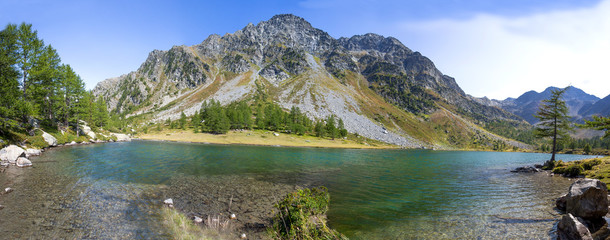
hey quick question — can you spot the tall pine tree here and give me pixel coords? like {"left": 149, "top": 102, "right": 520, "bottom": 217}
{"left": 534, "top": 87, "right": 572, "bottom": 166}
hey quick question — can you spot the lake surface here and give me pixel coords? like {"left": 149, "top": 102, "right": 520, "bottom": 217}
{"left": 0, "top": 140, "right": 595, "bottom": 239}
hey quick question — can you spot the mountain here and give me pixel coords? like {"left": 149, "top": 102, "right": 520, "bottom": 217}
{"left": 93, "top": 14, "right": 526, "bottom": 149}
{"left": 581, "top": 94, "right": 610, "bottom": 118}
{"left": 492, "top": 86, "right": 600, "bottom": 124}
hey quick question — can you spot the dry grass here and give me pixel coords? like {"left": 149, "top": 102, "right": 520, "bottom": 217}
{"left": 162, "top": 207, "right": 225, "bottom": 240}
{"left": 138, "top": 129, "right": 396, "bottom": 149}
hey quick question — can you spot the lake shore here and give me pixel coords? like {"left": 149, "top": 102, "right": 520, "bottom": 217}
{"left": 137, "top": 129, "right": 398, "bottom": 149}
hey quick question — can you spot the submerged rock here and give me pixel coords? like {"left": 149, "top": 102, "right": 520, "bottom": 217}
{"left": 0, "top": 145, "right": 26, "bottom": 164}
{"left": 16, "top": 157, "right": 32, "bottom": 168}
{"left": 557, "top": 213, "right": 593, "bottom": 240}
{"left": 42, "top": 132, "right": 58, "bottom": 146}
{"left": 511, "top": 166, "right": 541, "bottom": 173}
{"left": 566, "top": 179, "right": 608, "bottom": 219}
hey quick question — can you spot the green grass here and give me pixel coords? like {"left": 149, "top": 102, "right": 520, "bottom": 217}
{"left": 552, "top": 157, "right": 610, "bottom": 185}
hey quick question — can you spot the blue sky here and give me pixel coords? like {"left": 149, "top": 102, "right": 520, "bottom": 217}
{"left": 1, "top": 0, "right": 608, "bottom": 99}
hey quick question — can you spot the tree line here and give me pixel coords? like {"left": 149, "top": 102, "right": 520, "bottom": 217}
{"left": 163, "top": 99, "right": 348, "bottom": 139}
{"left": 1, "top": 23, "right": 111, "bottom": 138}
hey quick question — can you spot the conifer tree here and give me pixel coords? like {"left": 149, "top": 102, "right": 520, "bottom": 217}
{"left": 0, "top": 24, "right": 22, "bottom": 134}
{"left": 581, "top": 116, "right": 610, "bottom": 139}
{"left": 534, "top": 87, "right": 572, "bottom": 166}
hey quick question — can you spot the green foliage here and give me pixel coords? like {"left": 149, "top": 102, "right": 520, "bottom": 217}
{"left": 269, "top": 187, "right": 346, "bottom": 240}
{"left": 581, "top": 116, "right": 610, "bottom": 139}
{"left": 534, "top": 87, "right": 572, "bottom": 161}
{"left": 179, "top": 111, "right": 187, "bottom": 130}
{"left": 552, "top": 158, "right": 602, "bottom": 177}
{"left": 200, "top": 99, "right": 230, "bottom": 134}
{"left": 584, "top": 143, "right": 592, "bottom": 155}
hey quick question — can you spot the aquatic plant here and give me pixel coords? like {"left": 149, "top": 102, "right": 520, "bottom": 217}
{"left": 268, "top": 186, "right": 347, "bottom": 240}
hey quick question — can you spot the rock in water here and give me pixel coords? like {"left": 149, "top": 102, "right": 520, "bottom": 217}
{"left": 557, "top": 213, "right": 593, "bottom": 240}
{"left": 511, "top": 166, "right": 541, "bottom": 173}
{"left": 42, "top": 131, "right": 58, "bottom": 146}
{"left": 16, "top": 157, "right": 32, "bottom": 168}
{"left": 25, "top": 148, "right": 42, "bottom": 157}
{"left": 556, "top": 194, "right": 568, "bottom": 211}
{"left": 0, "top": 145, "right": 26, "bottom": 164}
{"left": 566, "top": 179, "right": 609, "bottom": 219}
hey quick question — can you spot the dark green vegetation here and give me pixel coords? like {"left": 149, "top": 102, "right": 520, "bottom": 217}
{"left": 534, "top": 87, "right": 572, "bottom": 165}
{"left": 269, "top": 187, "right": 346, "bottom": 240}
{"left": 158, "top": 99, "right": 348, "bottom": 140}
{"left": 0, "top": 23, "right": 123, "bottom": 147}
{"left": 582, "top": 116, "right": 610, "bottom": 138}
{"left": 551, "top": 157, "right": 610, "bottom": 185}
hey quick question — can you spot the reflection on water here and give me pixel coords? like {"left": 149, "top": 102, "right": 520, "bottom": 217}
{"left": 0, "top": 141, "right": 592, "bottom": 239}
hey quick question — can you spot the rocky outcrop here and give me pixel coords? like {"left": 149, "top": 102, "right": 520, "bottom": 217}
{"left": 557, "top": 213, "right": 593, "bottom": 240}
{"left": 511, "top": 166, "right": 541, "bottom": 173}
{"left": 111, "top": 133, "right": 131, "bottom": 142}
{"left": 16, "top": 157, "right": 32, "bottom": 168}
{"left": 0, "top": 145, "right": 26, "bottom": 165}
{"left": 556, "top": 179, "right": 610, "bottom": 240}
{"left": 565, "top": 179, "right": 608, "bottom": 219}
{"left": 42, "top": 132, "right": 58, "bottom": 146}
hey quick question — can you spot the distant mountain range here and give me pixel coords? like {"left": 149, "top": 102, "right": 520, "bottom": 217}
{"left": 477, "top": 86, "right": 609, "bottom": 124}
{"left": 93, "top": 14, "right": 531, "bottom": 149}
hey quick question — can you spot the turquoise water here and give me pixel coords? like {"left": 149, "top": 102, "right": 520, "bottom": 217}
{"left": 0, "top": 140, "right": 595, "bottom": 239}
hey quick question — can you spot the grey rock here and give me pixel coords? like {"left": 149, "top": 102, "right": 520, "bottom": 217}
{"left": 164, "top": 198, "right": 173, "bottom": 205}
{"left": 566, "top": 179, "right": 609, "bottom": 219}
{"left": 0, "top": 145, "right": 26, "bottom": 164}
{"left": 111, "top": 133, "right": 131, "bottom": 142}
{"left": 557, "top": 213, "right": 593, "bottom": 240}
{"left": 193, "top": 216, "right": 203, "bottom": 223}
{"left": 25, "top": 148, "right": 42, "bottom": 157}
{"left": 16, "top": 157, "right": 32, "bottom": 168}
{"left": 557, "top": 194, "right": 568, "bottom": 211}
{"left": 42, "top": 132, "right": 58, "bottom": 146}
{"left": 511, "top": 166, "right": 541, "bottom": 173}
{"left": 5, "top": 187, "right": 13, "bottom": 193}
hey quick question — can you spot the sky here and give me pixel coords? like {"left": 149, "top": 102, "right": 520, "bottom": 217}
{"left": 1, "top": 0, "right": 609, "bottom": 100}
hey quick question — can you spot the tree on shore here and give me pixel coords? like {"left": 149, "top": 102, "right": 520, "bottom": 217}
{"left": 534, "top": 87, "right": 572, "bottom": 168}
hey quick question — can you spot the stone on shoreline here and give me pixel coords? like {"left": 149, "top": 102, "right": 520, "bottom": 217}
{"left": 164, "top": 198, "right": 173, "bottom": 208}
{"left": 112, "top": 133, "right": 131, "bottom": 142}
{"left": 556, "top": 194, "right": 568, "bottom": 211}
{"left": 25, "top": 148, "right": 42, "bottom": 157}
{"left": 511, "top": 166, "right": 541, "bottom": 173}
{"left": 566, "top": 179, "right": 608, "bottom": 219}
{"left": 557, "top": 213, "right": 593, "bottom": 240}
{"left": 16, "top": 157, "right": 32, "bottom": 168}
{"left": 0, "top": 145, "right": 26, "bottom": 164}
{"left": 42, "top": 131, "right": 58, "bottom": 146}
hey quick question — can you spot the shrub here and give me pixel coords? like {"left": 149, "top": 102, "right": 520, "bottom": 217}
{"left": 268, "top": 187, "right": 346, "bottom": 240}
{"left": 565, "top": 165, "right": 584, "bottom": 177}
{"left": 583, "top": 159, "right": 602, "bottom": 171}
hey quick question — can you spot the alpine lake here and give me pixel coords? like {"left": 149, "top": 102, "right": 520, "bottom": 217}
{"left": 0, "top": 140, "right": 595, "bottom": 239}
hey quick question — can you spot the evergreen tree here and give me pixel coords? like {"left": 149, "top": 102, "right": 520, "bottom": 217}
{"left": 581, "top": 116, "right": 610, "bottom": 139}
{"left": 0, "top": 24, "right": 22, "bottom": 134}
{"left": 584, "top": 143, "right": 592, "bottom": 155}
{"left": 179, "top": 111, "right": 187, "bottom": 130}
{"left": 534, "top": 87, "right": 572, "bottom": 166}
{"left": 16, "top": 23, "right": 44, "bottom": 101}
{"left": 191, "top": 110, "right": 201, "bottom": 132}
{"left": 94, "top": 97, "right": 109, "bottom": 128}
{"left": 325, "top": 115, "right": 337, "bottom": 139}
{"left": 337, "top": 118, "right": 347, "bottom": 138}
{"left": 314, "top": 120, "right": 325, "bottom": 137}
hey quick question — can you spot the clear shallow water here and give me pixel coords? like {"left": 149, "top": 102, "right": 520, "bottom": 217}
{"left": 0, "top": 140, "right": 594, "bottom": 239}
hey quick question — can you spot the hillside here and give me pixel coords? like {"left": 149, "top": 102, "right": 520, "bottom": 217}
{"left": 93, "top": 14, "right": 527, "bottom": 149}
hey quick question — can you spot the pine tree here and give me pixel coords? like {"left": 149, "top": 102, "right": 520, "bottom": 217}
{"left": 179, "top": 111, "right": 187, "bottom": 130}
{"left": 325, "top": 115, "right": 337, "bottom": 139}
{"left": 94, "top": 97, "right": 109, "bottom": 128}
{"left": 534, "top": 87, "right": 572, "bottom": 167}
{"left": 583, "top": 143, "right": 592, "bottom": 155}
{"left": 581, "top": 116, "right": 610, "bottom": 139}
{"left": 0, "top": 24, "right": 22, "bottom": 134}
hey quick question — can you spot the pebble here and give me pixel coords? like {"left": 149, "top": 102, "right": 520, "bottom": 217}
{"left": 193, "top": 216, "right": 203, "bottom": 223}
{"left": 230, "top": 213, "right": 236, "bottom": 219}
{"left": 240, "top": 233, "right": 247, "bottom": 239}
{"left": 5, "top": 187, "right": 13, "bottom": 194}
{"left": 164, "top": 198, "right": 173, "bottom": 205}
{"left": 0, "top": 204, "right": 4, "bottom": 210}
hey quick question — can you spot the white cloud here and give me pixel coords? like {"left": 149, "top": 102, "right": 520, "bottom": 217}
{"left": 395, "top": 0, "right": 610, "bottom": 99}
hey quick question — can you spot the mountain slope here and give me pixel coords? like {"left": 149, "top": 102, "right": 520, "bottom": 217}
{"left": 494, "top": 86, "right": 600, "bottom": 124}
{"left": 93, "top": 14, "right": 526, "bottom": 149}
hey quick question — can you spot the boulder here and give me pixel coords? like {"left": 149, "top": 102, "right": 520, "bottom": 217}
{"left": 111, "top": 133, "right": 131, "bottom": 142}
{"left": 556, "top": 194, "right": 568, "bottom": 211}
{"left": 0, "top": 145, "right": 26, "bottom": 164}
{"left": 16, "top": 157, "right": 32, "bottom": 167}
{"left": 164, "top": 198, "right": 173, "bottom": 205}
{"left": 25, "top": 148, "right": 42, "bottom": 157}
{"left": 566, "top": 179, "right": 609, "bottom": 219}
{"left": 557, "top": 213, "right": 593, "bottom": 240}
{"left": 87, "top": 131, "right": 96, "bottom": 139}
{"left": 511, "top": 166, "right": 541, "bottom": 173}
{"left": 42, "top": 132, "right": 58, "bottom": 146}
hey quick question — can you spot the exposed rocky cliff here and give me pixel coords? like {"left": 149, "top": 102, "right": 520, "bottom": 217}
{"left": 93, "top": 14, "right": 525, "bottom": 149}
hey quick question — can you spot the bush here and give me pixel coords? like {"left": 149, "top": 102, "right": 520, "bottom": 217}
{"left": 583, "top": 159, "right": 602, "bottom": 171}
{"left": 566, "top": 165, "right": 584, "bottom": 177}
{"left": 268, "top": 187, "right": 346, "bottom": 240}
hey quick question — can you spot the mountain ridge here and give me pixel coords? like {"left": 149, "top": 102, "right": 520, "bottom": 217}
{"left": 93, "top": 14, "right": 527, "bottom": 149}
